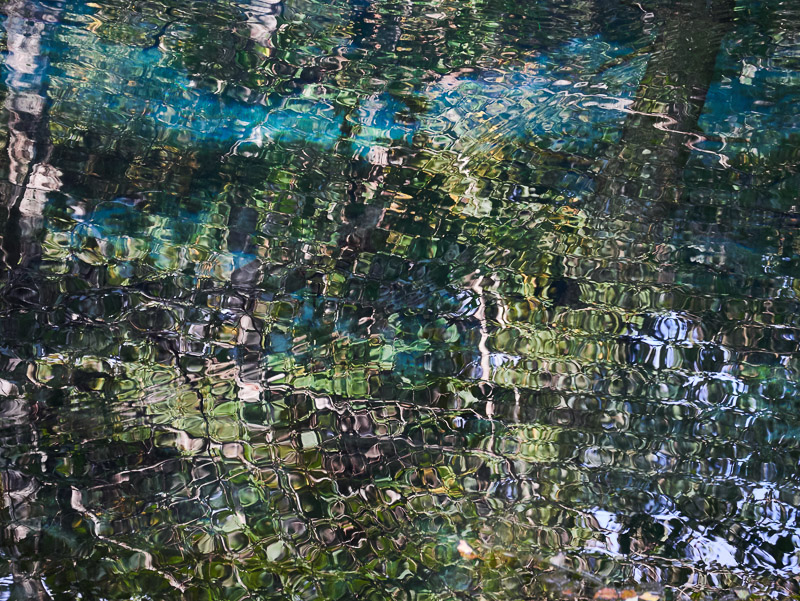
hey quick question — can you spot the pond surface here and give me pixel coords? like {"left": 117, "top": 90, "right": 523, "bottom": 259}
{"left": 0, "top": 0, "right": 800, "bottom": 599}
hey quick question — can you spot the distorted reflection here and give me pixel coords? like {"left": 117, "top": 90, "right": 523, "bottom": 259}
{"left": 0, "top": 0, "right": 799, "bottom": 599}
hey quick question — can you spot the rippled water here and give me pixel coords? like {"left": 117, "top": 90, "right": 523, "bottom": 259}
{"left": 0, "top": 0, "right": 799, "bottom": 599}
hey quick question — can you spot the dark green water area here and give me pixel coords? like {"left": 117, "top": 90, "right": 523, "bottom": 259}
{"left": 0, "top": 0, "right": 800, "bottom": 599}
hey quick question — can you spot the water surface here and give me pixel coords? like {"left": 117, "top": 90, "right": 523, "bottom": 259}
{"left": 1, "top": 0, "right": 800, "bottom": 599}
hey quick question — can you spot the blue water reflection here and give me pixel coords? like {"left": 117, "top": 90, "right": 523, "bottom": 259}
{"left": 0, "top": 0, "right": 800, "bottom": 599}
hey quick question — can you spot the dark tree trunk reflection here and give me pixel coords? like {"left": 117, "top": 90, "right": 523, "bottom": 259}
{"left": 0, "top": 1, "right": 61, "bottom": 598}
{"left": 594, "top": 0, "right": 736, "bottom": 215}
{"left": 0, "top": 0, "right": 62, "bottom": 275}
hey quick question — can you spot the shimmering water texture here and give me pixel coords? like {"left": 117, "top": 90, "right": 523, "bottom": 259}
{"left": 1, "top": 0, "right": 800, "bottom": 599}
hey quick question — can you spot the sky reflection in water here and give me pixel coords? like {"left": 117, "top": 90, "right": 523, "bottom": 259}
{"left": 1, "top": 0, "right": 800, "bottom": 599}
